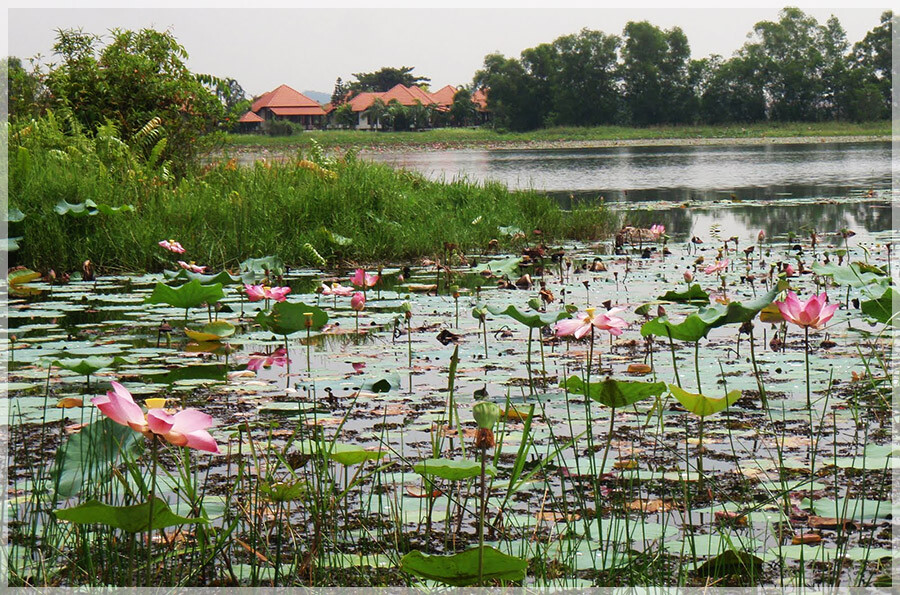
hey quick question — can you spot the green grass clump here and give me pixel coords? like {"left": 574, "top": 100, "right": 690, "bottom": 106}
{"left": 224, "top": 120, "right": 891, "bottom": 151}
{"left": 10, "top": 117, "right": 616, "bottom": 273}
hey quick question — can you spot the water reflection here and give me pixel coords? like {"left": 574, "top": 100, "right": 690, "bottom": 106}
{"left": 368, "top": 141, "right": 892, "bottom": 195}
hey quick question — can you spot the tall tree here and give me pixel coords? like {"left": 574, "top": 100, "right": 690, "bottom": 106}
{"left": 550, "top": 29, "right": 621, "bottom": 126}
{"left": 349, "top": 66, "right": 430, "bottom": 93}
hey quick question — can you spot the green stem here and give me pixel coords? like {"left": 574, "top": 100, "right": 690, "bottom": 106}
{"left": 666, "top": 330, "right": 681, "bottom": 388}
{"left": 478, "top": 444, "right": 487, "bottom": 586}
{"left": 805, "top": 326, "right": 814, "bottom": 501}
{"left": 749, "top": 326, "right": 768, "bottom": 408}
{"left": 146, "top": 436, "right": 159, "bottom": 586}
{"left": 694, "top": 340, "right": 701, "bottom": 393}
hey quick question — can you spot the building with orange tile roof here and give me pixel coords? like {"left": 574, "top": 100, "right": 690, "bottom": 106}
{"left": 327, "top": 84, "right": 489, "bottom": 130}
{"left": 239, "top": 84, "right": 327, "bottom": 131}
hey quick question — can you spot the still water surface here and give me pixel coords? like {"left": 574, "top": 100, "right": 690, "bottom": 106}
{"left": 368, "top": 141, "right": 895, "bottom": 242}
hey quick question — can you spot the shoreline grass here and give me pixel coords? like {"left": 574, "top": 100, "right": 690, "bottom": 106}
{"left": 10, "top": 121, "right": 616, "bottom": 273}
{"left": 221, "top": 120, "right": 892, "bottom": 152}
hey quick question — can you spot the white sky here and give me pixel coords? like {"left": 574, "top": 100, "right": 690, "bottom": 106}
{"left": 6, "top": 3, "right": 891, "bottom": 98}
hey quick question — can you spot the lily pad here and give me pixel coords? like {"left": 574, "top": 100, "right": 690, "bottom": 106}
{"left": 255, "top": 301, "right": 328, "bottom": 335}
{"left": 560, "top": 376, "right": 666, "bottom": 408}
{"left": 414, "top": 458, "right": 496, "bottom": 481}
{"left": 400, "top": 546, "right": 527, "bottom": 586}
{"left": 144, "top": 279, "right": 224, "bottom": 311}
{"left": 54, "top": 498, "right": 207, "bottom": 532}
{"left": 487, "top": 304, "right": 571, "bottom": 328}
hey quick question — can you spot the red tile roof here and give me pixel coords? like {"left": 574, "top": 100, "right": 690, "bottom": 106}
{"left": 472, "top": 88, "right": 489, "bottom": 111}
{"left": 251, "top": 84, "right": 322, "bottom": 112}
{"left": 239, "top": 110, "right": 264, "bottom": 123}
{"left": 269, "top": 106, "right": 327, "bottom": 116}
{"left": 348, "top": 92, "right": 379, "bottom": 112}
{"left": 429, "top": 85, "right": 457, "bottom": 106}
{"left": 407, "top": 85, "right": 436, "bottom": 105}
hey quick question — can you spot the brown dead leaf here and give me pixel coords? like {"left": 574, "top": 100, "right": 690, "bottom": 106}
{"left": 235, "top": 538, "right": 269, "bottom": 563}
{"left": 808, "top": 516, "right": 856, "bottom": 532}
{"left": 626, "top": 363, "right": 652, "bottom": 376}
{"left": 406, "top": 485, "right": 443, "bottom": 499}
{"left": 628, "top": 498, "right": 674, "bottom": 513}
{"left": 792, "top": 533, "right": 823, "bottom": 545}
{"left": 56, "top": 397, "right": 84, "bottom": 409}
{"left": 536, "top": 511, "right": 581, "bottom": 523}
{"left": 714, "top": 510, "right": 748, "bottom": 526}
{"left": 64, "top": 423, "right": 89, "bottom": 434}
{"left": 614, "top": 460, "right": 639, "bottom": 470}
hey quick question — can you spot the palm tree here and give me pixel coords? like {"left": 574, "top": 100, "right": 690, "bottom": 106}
{"left": 363, "top": 98, "right": 388, "bottom": 130}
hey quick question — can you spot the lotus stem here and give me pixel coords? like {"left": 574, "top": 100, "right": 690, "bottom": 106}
{"left": 694, "top": 341, "right": 701, "bottom": 393}
{"left": 478, "top": 442, "right": 487, "bottom": 586}
{"left": 805, "top": 326, "right": 814, "bottom": 501}
{"left": 666, "top": 329, "right": 681, "bottom": 388}
{"left": 146, "top": 435, "right": 159, "bottom": 586}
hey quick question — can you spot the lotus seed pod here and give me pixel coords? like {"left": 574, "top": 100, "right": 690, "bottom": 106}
{"left": 472, "top": 401, "right": 500, "bottom": 430}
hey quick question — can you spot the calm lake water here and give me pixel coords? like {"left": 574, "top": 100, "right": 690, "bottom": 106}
{"left": 368, "top": 141, "right": 895, "bottom": 243}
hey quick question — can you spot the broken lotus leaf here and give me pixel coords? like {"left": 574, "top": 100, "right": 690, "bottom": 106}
{"left": 413, "top": 458, "right": 496, "bottom": 481}
{"left": 184, "top": 320, "right": 236, "bottom": 343}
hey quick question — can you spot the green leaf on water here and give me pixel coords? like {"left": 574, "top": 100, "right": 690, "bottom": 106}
{"left": 54, "top": 497, "right": 207, "bottom": 532}
{"left": 50, "top": 418, "right": 141, "bottom": 498}
{"left": 255, "top": 301, "right": 328, "bottom": 335}
{"left": 360, "top": 372, "right": 402, "bottom": 393}
{"left": 6, "top": 206, "right": 25, "bottom": 222}
{"left": 487, "top": 304, "right": 571, "bottom": 328}
{"left": 54, "top": 199, "right": 134, "bottom": 217}
{"left": 414, "top": 458, "right": 496, "bottom": 481}
{"left": 802, "top": 497, "right": 892, "bottom": 521}
{"left": 695, "top": 550, "right": 764, "bottom": 578}
{"left": 52, "top": 355, "right": 135, "bottom": 376}
{"left": 185, "top": 320, "right": 236, "bottom": 342}
{"left": 860, "top": 285, "right": 898, "bottom": 327}
{"left": 260, "top": 479, "right": 309, "bottom": 502}
{"left": 144, "top": 279, "right": 224, "bottom": 310}
{"left": 240, "top": 255, "right": 285, "bottom": 283}
{"left": 163, "top": 269, "right": 241, "bottom": 286}
{"left": 560, "top": 376, "right": 666, "bottom": 408}
{"left": 9, "top": 268, "right": 41, "bottom": 286}
{"left": 400, "top": 546, "right": 527, "bottom": 586}
{"left": 658, "top": 284, "right": 709, "bottom": 304}
{"left": 475, "top": 256, "right": 522, "bottom": 278}
{"left": 299, "top": 440, "right": 387, "bottom": 466}
{"left": 669, "top": 385, "right": 741, "bottom": 417}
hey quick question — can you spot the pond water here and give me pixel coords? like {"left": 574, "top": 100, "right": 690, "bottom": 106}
{"left": 6, "top": 140, "right": 896, "bottom": 587}
{"left": 368, "top": 141, "right": 896, "bottom": 243}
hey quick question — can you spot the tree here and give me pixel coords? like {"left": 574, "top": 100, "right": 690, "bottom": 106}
{"left": 407, "top": 100, "right": 433, "bottom": 130}
{"left": 349, "top": 66, "right": 430, "bottom": 93}
{"left": 699, "top": 54, "right": 766, "bottom": 123}
{"left": 621, "top": 21, "right": 696, "bottom": 125}
{"left": 474, "top": 53, "right": 541, "bottom": 131}
{"left": 363, "top": 97, "right": 388, "bottom": 130}
{"left": 847, "top": 10, "right": 893, "bottom": 120}
{"left": 5, "top": 56, "right": 44, "bottom": 121}
{"left": 549, "top": 29, "right": 621, "bottom": 126}
{"left": 331, "top": 77, "right": 349, "bottom": 105}
{"left": 334, "top": 103, "right": 357, "bottom": 128}
{"left": 386, "top": 99, "right": 409, "bottom": 131}
{"left": 449, "top": 88, "right": 476, "bottom": 126}
{"left": 43, "top": 27, "right": 225, "bottom": 172}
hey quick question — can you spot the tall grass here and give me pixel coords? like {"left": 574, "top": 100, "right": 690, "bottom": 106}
{"left": 9, "top": 116, "right": 616, "bottom": 273}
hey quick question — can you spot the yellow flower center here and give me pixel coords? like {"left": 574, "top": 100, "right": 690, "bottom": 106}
{"left": 585, "top": 308, "right": 596, "bottom": 318}
{"left": 145, "top": 398, "right": 167, "bottom": 409}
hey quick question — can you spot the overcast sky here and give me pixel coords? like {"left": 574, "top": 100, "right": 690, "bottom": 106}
{"left": 7, "top": 6, "right": 890, "bottom": 98}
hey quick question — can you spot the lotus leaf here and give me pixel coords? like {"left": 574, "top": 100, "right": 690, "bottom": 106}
{"left": 54, "top": 497, "right": 207, "bottom": 532}
{"left": 669, "top": 385, "right": 741, "bottom": 417}
{"left": 487, "top": 304, "right": 571, "bottom": 328}
{"left": 860, "top": 285, "right": 898, "bottom": 327}
{"left": 414, "top": 458, "right": 496, "bottom": 481}
{"left": 255, "top": 301, "right": 328, "bottom": 336}
{"left": 50, "top": 418, "right": 141, "bottom": 498}
{"left": 164, "top": 269, "right": 241, "bottom": 286}
{"left": 658, "top": 284, "right": 710, "bottom": 304}
{"left": 52, "top": 355, "right": 135, "bottom": 376}
{"left": 560, "top": 376, "right": 666, "bottom": 408}
{"left": 400, "top": 546, "right": 527, "bottom": 586}
{"left": 54, "top": 199, "right": 135, "bottom": 217}
{"left": 185, "top": 321, "right": 236, "bottom": 342}
{"left": 144, "top": 279, "right": 224, "bottom": 310}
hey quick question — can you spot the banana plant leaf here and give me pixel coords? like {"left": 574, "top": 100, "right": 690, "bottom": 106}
{"left": 487, "top": 305, "right": 571, "bottom": 328}
{"left": 560, "top": 376, "right": 666, "bottom": 408}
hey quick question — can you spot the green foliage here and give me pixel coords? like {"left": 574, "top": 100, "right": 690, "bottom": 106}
{"left": 487, "top": 304, "right": 571, "bottom": 328}
{"left": 50, "top": 418, "right": 141, "bottom": 498}
{"left": 560, "top": 376, "right": 667, "bottom": 408}
{"left": 348, "top": 65, "right": 430, "bottom": 93}
{"left": 144, "top": 280, "right": 225, "bottom": 310}
{"left": 54, "top": 498, "right": 208, "bottom": 532}
{"left": 669, "top": 385, "right": 741, "bottom": 417}
{"left": 400, "top": 546, "right": 527, "bottom": 586}
{"left": 255, "top": 301, "right": 328, "bottom": 336}
{"left": 11, "top": 122, "right": 615, "bottom": 272}
{"left": 54, "top": 199, "right": 135, "bottom": 216}
{"left": 414, "top": 458, "right": 496, "bottom": 481}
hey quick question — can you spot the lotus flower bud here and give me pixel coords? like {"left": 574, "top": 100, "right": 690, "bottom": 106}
{"left": 683, "top": 270, "right": 694, "bottom": 283}
{"left": 472, "top": 401, "right": 500, "bottom": 430}
{"left": 758, "top": 230, "right": 766, "bottom": 243}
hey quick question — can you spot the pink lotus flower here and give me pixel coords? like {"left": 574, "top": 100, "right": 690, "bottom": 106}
{"left": 177, "top": 261, "right": 207, "bottom": 273}
{"left": 246, "top": 348, "right": 290, "bottom": 371}
{"left": 555, "top": 307, "right": 628, "bottom": 339}
{"left": 783, "top": 263, "right": 796, "bottom": 277}
{"left": 351, "top": 291, "right": 366, "bottom": 311}
{"left": 147, "top": 409, "right": 219, "bottom": 453}
{"left": 350, "top": 269, "right": 379, "bottom": 289}
{"left": 775, "top": 291, "right": 838, "bottom": 330}
{"left": 758, "top": 230, "right": 766, "bottom": 243}
{"left": 91, "top": 381, "right": 149, "bottom": 433}
{"left": 704, "top": 259, "right": 730, "bottom": 275}
{"left": 321, "top": 282, "right": 355, "bottom": 297}
{"left": 159, "top": 239, "right": 185, "bottom": 254}
{"left": 92, "top": 382, "right": 219, "bottom": 453}
{"left": 244, "top": 284, "right": 291, "bottom": 302}
{"left": 683, "top": 270, "right": 694, "bottom": 283}
{"left": 650, "top": 224, "right": 665, "bottom": 239}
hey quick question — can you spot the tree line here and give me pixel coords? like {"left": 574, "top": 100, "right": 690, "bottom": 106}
{"left": 473, "top": 8, "right": 892, "bottom": 130}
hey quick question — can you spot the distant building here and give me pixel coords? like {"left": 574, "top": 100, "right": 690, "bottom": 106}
{"left": 327, "top": 83, "right": 490, "bottom": 130}
{"left": 239, "top": 84, "right": 327, "bottom": 132}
